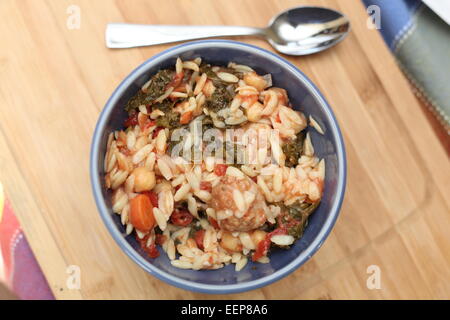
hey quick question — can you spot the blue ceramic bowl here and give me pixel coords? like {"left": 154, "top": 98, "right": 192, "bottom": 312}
{"left": 90, "top": 40, "right": 346, "bottom": 294}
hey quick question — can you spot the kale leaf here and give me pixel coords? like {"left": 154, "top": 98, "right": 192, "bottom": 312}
{"left": 125, "top": 69, "right": 173, "bottom": 112}
{"left": 282, "top": 131, "right": 306, "bottom": 168}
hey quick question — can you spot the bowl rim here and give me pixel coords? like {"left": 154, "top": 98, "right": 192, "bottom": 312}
{"left": 90, "top": 39, "right": 347, "bottom": 294}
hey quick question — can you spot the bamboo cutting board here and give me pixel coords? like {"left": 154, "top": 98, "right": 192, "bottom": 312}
{"left": 0, "top": 0, "right": 449, "bottom": 299}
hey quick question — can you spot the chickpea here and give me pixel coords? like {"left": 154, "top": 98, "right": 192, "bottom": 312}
{"left": 247, "top": 101, "right": 264, "bottom": 122}
{"left": 244, "top": 72, "right": 267, "bottom": 92}
{"left": 132, "top": 167, "right": 156, "bottom": 192}
{"left": 220, "top": 231, "right": 243, "bottom": 253}
{"left": 251, "top": 230, "right": 267, "bottom": 246}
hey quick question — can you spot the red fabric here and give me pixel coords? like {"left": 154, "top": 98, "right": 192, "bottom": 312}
{"left": 0, "top": 199, "right": 20, "bottom": 280}
{"left": 0, "top": 195, "right": 54, "bottom": 300}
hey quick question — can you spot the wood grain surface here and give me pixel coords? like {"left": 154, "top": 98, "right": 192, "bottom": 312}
{"left": 0, "top": 0, "right": 449, "bottom": 299}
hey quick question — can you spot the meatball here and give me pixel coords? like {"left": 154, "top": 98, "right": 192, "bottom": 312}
{"left": 210, "top": 174, "right": 267, "bottom": 232}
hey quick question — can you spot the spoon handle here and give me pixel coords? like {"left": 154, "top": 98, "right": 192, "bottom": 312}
{"left": 106, "top": 23, "right": 265, "bottom": 48}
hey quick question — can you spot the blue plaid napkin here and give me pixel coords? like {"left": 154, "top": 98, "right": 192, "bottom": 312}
{"left": 363, "top": 0, "right": 450, "bottom": 132}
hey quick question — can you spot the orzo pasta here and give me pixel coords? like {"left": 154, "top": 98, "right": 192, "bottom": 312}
{"left": 104, "top": 57, "right": 325, "bottom": 271}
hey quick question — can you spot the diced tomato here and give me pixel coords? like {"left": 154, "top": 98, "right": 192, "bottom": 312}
{"left": 214, "top": 164, "right": 228, "bottom": 176}
{"left": 286, "top": 219, "right": 300, "bottom": 229}
{"left": 152, "top": 126, "right": 164, "bottom": 139}
{"left": 170, "top": 209, "right": 194, "bottom": 227}
{"left": 194, "top": 230, "right": 205, "bottom": 250}
{"left": 136, "top": 234, "right": 160, "bottom": 259}
{"left": 281, "top": 213, "right": 301, "bottom": 229}
{"left": 252, "top": 237, "right": 271, "bottom": 262}
{"left": 118, "top": 145, "right": 131, "bottom": 156}
{"left": 167, "top": 71, "right": 184, "bottom": 89}
{"left": 147, "top": 243, "right": 160, "bottom": 258}
{"left": 143, "top": 120, "right": 156, "bottom": 130}
{"left": 268, "top": 226, "right": 288, "bottom": 238}
{"left": 124, "top": 110, "right": 138, "bottom": 127}
{"left": 142, "top": 191, "right": 158, "bottom": 208}
{"left": 180, "top": 111, "right": 193, "bottom": 124}
{"left": 273, "top": 216, "right": 289, "bottom": 234}
{"left": 141, "top": 241, "right": 159, "bottom": 258}
{"left": 251, "top": 226, "right": 288, "bottom": 262}
{"left": 155, "top": 234, "right": 166, "bottom": 245}
{"left": 208, "top": 217, "right": 220, "bottom": 230}
{"left": 200, "top": 181, "right": 212, "bottom": 193}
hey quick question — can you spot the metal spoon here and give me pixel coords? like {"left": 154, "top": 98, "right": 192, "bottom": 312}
{"left": 106, "top": 6, "right": 350, "bottom": 55}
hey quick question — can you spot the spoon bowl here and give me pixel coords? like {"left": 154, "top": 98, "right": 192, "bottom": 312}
{"left": 266, "top": 6, "right": 350, "bottom": 55}
{"left": 106, "top": 6, "right": 351, "bottom": 55}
